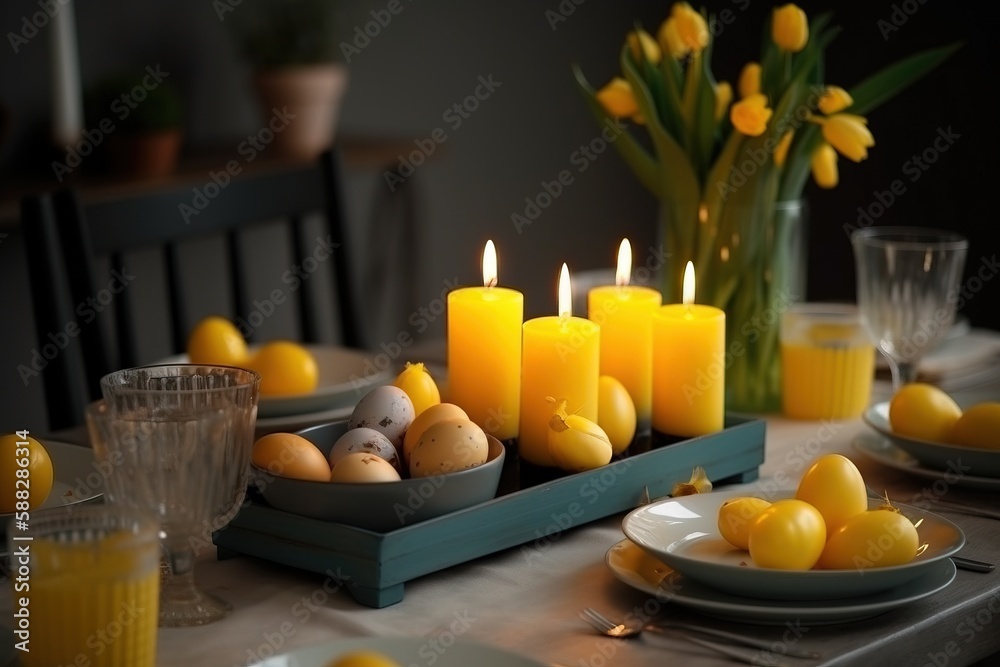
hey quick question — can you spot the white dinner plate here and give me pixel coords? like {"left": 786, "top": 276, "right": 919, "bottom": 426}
{"left": 864, "top": 402, "right": 1000, "bottom": 478}
{"left": 1, "top": 440, "right": 103, "bottom": 532}
{"left": 621, "top": 487, "right": 965, "bottom": 601}
{"left": 852, "top": 432, "right": 1000, "bottom": 491}
{"left": 160, "top": 345, "right": 392, "bottom": 418}
{"left": 248, "top": 636, "right": 546, "bottom": 667}
{"left": 606, "top": 539, "right": 957, "bottom": 626}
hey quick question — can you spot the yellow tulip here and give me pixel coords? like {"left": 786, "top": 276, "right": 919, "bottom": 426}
{"left": 811, "top": 143, "right": 838, "bottom": 188}
{"left": 772, "top": 4, "right": 809, "bottom": 52}
{"left": 774, "top": 130, "right": 794, "bottom": 167}
{"left": 596, "top": 77, "right": 640, "bottom": 118}
{"left": 672, "top": 2, "right": 709, "bottom": 52}
{"left": 730, "top": 94, "right": 772, "bottom": 136}
{"left": 627, "top": 29, "right": 661, "bottom": 65}
{"left": 714, "top": 81, "right": 733, "bottom": 122}
{"left": 818, "top": 86, "right": 854, "bottom": 115}
{"left": 738, "top": 62, "right": 761, "bottom": 98}
{"left": 657, "top": 17, "right": 689, "bottom": 59}
{"left": 820, "top": 113, "right": 875, "bottom": 162}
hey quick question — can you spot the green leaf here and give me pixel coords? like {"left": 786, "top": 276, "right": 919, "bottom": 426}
{"left": 620, "top": 47, "right": 700, "bottom": 195}
{"left": 694, "top": 36, "right": 719, "bottom": 182}
{"left": 848, "top": 43, "right": 962, "bottom": 116}
{"left": 572, "top": 64, "right": 662, "bottom": 198}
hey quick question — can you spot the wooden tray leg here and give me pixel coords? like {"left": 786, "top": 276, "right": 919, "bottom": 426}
{"left": 347, "top": 581, "right": 405, "bottom": 608}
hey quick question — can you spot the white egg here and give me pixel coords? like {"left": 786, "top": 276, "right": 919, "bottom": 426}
{"left": 329, "top": 452, "right": 402, "bottom": 483}
{"left": 329, "top": 427, "right": 400, "bottom": 471}
{"left": 348, "top": 385, "right": 415, "bottom": 447}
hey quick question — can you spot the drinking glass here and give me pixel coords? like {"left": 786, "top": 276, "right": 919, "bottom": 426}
{"left": 851, "top": 227, "right": 968, "bottom": 388}
{"left": 8, "top": 505, "right": 160, "bottom": 667}
{"left": 87, "top": 364, "right": 259, "bottom": 627}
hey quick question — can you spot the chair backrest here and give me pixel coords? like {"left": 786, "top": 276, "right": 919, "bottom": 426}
{"left": 22, "top": 148, "right": 362, "bottom": 431}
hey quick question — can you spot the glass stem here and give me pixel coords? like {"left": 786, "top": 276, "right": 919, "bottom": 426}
{"left": 891, "top": 361, "right": 919, "bottom": 389}
{"left": 162, "top": 545, "right": 200, "bottom": 604}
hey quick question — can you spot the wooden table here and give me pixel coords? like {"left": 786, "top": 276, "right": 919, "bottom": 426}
{"left": 4, "top": 354, "right": 999, "bottom": 667}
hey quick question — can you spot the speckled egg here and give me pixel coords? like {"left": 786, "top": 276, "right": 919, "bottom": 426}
{"left": 409, "top": 419, "right": 489, "bottom": 478}
{"left": 328, "top": 427, "right": 400, "bottom": 472}
{"left": 348, "top": 385, "right": 415, "bottom": 448}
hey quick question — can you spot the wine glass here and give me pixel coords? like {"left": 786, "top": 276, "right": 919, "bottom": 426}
{"left": 86, "top": 364, "right": 260, "bottom": 627}
{"left": 851, "top": 227, "right": 968, "bottom": 389}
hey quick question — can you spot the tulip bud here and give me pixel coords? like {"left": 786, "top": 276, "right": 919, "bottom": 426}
{"left": 818, "top": 86, "right": 854, "bottom": 115}
{"left": 730, "top": 93, "right": 772, "bottom": 137}
{"left": 714, "top": 81, "right": 733, "bottom": 122}
{"left": 671, "top": 2, "right": 709, "bottom": 52}
{"left": 820, "top": 113, "right": 875, "bottom": 162}
{"left": 738, "top": 62, "right": 761, "bottom": 99}
{"left": 657, "top": 17, "right": 689, "bottom": 59}
{"left": 772, "top": 4, "right": 809, "bottom": 52}
{"left": 811, "top": 143, "right": 839, "bottom": 188}
{"left": 596, "top": 77, "right": 640, "bottom": 118}
{"left": 627, "top": 29, "right": 661, "bottom": 65}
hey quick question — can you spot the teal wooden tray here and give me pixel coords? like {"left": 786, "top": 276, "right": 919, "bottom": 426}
{"left": 213, "top": 415, "right": 766, "bottom": 608}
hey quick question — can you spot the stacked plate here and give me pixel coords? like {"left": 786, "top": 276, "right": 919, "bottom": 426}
{"left": 162, "top": 345, "right": 393, "bottom": 432}
{"left": 853, "top": 402, "right": 1000, "bottom": 490}
{"left": 608, "top": 488, "right": 964, "bottom": 625}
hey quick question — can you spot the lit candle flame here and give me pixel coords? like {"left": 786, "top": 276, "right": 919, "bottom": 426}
{"left": 615, "top": 239, "right": 631, "bottom": 287}
{"left": 482, "top": 239, "right": 498, "bottom": 288}
{"left": 558, "top": 263, "right": 572, "bottom": 321}
{"left": 682, "top": 261, "right": 696, "bottom": 306}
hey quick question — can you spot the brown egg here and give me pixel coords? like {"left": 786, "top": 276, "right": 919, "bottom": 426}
{"left": 402, "top": 402, "right": 469, "bottom": 463}
{"left": 252, "top": 433, "right": 331, "bottom": 482}
{"left": 330, "top": 452, "right": 402, "bottom": 483}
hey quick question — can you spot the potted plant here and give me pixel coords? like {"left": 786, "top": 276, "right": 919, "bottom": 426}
{"left": 91, "top": 73, "right": 184, "bottom": 179}
{"left": 228, "top": 0, "right": 347, "bottom": 160}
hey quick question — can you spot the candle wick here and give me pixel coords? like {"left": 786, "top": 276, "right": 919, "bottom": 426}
{"left": 485, "top": 277, "right": 498, "bottom": 288}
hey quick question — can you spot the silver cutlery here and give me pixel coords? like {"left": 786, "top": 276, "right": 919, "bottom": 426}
{"left": 579, "top": 607, "right": 819, "bottom": 664}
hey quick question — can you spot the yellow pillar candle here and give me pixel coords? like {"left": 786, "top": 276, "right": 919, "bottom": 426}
{"left": 447, "top": 240, "right": 524, "bottom": 440}
{"left": 588, "top": 239, "right": 662, "bottom": 429}
{"left": 652, "top": 261, "right": 725, "bottom": 437}
{"left": 519, "top": 263, "right": 600, "bottom": 467}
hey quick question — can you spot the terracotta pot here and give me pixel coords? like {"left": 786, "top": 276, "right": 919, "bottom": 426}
{"left": 253, "top": 64, "right": 349, "bottom": 160}
{"left": 106, "top": 128, "right": 183, "bottom": 179}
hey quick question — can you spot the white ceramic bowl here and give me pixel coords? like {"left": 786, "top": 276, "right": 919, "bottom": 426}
{"left": 864, "top": 402, "right": 1000, "bottom": 478}
{"left": 622, "top": 487, "right": 965, "bottom": 601}
{"left": 250, "top": 420, "right": 505, "bottom": 532}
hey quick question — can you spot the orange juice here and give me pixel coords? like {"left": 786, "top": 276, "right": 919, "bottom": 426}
{"left": 14, "top": 509, "right": 160, "bottom": 667}
{"left": 782, "top": 342, "right": 875, "bottom": 419}
{"left": 781, "top": 305, "right": 875, "bottom": 420}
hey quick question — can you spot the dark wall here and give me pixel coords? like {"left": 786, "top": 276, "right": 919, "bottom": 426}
{"left": 1, "top": 0, "right": 997, "bottom": 430}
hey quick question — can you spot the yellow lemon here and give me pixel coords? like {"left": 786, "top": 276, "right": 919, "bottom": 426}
{"left": 186, "top": 316, "right": 249, "bottom": 366}
{"left": 718, "top": 496, "right": 771, "bottom": 550}
{"left": 249, "top": 341, "right": 319, "bottom": 395}
{"left": 1, "top": 433, "right": 54, "bottom": 513}
{"left": 391, "top": 362, "right": 441, "bottom": 416}
{"left": 949, "top": 402, "right": 1000, "bottom": 449}
{"left": 597, "top": 376, "right": 637, "bottom": 455}
{"left": 889, "top": 383, "right": 962, "bottom": 443}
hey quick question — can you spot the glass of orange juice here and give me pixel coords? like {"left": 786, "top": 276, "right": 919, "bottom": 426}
{"left": 781, "top": 304, "right": 875, "bottom": 420}
{"left": 8, "top": 505, "right": 160, "bottom": 667}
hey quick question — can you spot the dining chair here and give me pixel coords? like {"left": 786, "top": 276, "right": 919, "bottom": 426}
{"left": 21, "top": 148, "right": 363, "bottom": 432}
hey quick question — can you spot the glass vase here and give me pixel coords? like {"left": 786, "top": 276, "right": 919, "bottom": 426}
{"left": 658, "top": 199, "right": 807, "bottom": 413}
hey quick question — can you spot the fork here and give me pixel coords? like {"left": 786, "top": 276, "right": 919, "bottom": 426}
{"left": 579, "top": 608, "right": 816, "bottom": 664}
